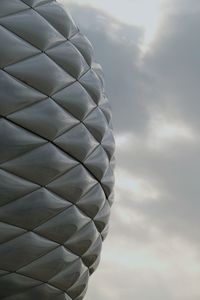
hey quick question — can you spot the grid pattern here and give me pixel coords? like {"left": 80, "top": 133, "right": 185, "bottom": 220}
{"left": 0, "top": 1, "right": 115, "bottom": 299}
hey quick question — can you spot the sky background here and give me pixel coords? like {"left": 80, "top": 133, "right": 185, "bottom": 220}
{"left": 59, "top": 1, "right": 200, "bottom": 299}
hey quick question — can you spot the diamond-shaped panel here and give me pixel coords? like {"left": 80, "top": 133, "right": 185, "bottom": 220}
{"left": 5, "top": 53, "right": 75, "bottom": 96}
{"left": 0, "top": 188, "right": 71, "bottom": 230}
{"left": 70, "top": 33, "right": 94, "bottom": 66}
{"left": 35, "top": 1, "right": 78, "bottom": 39}
{"left": 0, "top": 25, "right": 40, "bottom": 68}
{"left": 18, "top": 246, "right": 78, "bottom": 282}
{"left": 83, "top": 106, "right": 108, "bottom": 142}
{"left": 46, "top": 41, "right": 89, "bottom": 79}
{"left": 0, "top": 169, "right": 39, "bottom": 207}
{"left": 0, "top": 273, "right": 41, "bottom": 299}
{"left": 34, "top": 205, "right": 90, "bottom": 244}
{"left": 47, "top": 164, "right": 97, "bottom": 203}
{"left": 0, "top": 222, "right": 26, "bottom": 244}
{"left": 0, "top": 232, "right": 58, "bottom": 271}
{"left": 79, "top": 69, "right": 102, "bottom": 104}
{"left": 101, "top": 128, "right": 115, "bottom": 159}
{"left": 0, "top": 8, "right": 66, "bottom": 50}
{"left": 67, "top": 267, "right": 89, "bottom": 299}
{"left": 1, "top": 143, "right": 78, "bottom": 185}
{"left": 84, "top": 145, "right": 109, "bottom": 181}
{"left": 64, "top": 221, "right": 100, "bottom": 257}
{"left": 23, "top": 0, "right": 54, "bottom": 7}
{"left": 8, "top": 98, "right": 79, "bottom": 140}
{"left": 52, "top": 81, "right": 96, "bottom": 121}
{"left": 0, "top": 1, "right": 28, "bottom": 18}
{"left": 0, "top": 119, "right": 47, "bottom": 164}
{"left": 76, "top": 184, "right": 106, "bottom": 219}
{"left": 82, "top": 236, "right": 102, "bottom": 270}
{"left": 0, "top": 1, "right": 115, "bottom": 299}
{"left": 54, "top": 123, "right": 99, "bottom": 161}
{"left": 50, "top": 260, "right": 88, "bottom": 294}
{"left": 4, "top": 284, "right": 63, "bottom": 300}
{"left": 0, "top": 70, "right": 45, "bottom": 116}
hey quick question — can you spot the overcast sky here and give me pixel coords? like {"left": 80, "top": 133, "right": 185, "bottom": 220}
{"left": 60, "top": 1, "right": 200, "bottom": 299}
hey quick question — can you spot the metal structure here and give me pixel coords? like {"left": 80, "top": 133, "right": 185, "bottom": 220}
{"left": 0, "top": 1, "right": 115, "bottom": 299}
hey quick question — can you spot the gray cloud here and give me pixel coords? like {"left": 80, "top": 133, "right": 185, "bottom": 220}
{"left": 61, "top": 1, "right": 200, "bottom": 299}
{"left": 144, "top": 8, "right": 200, "bottom": 131}
{"left": 65, "top": 0, "right": 200, "bottom": 245}
{"left": 118, "top": 141, "right": 200, "bottom": 244}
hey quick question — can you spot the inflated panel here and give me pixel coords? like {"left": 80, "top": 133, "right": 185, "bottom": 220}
{"left": 0, "top": 1, "right": 115, "bottom": 299}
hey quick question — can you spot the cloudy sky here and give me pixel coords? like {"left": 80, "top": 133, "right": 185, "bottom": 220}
{"left": 59, "top": 1, "right": 200, "bottom": 299}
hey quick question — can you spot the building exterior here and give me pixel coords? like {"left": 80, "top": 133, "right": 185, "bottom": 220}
{"left": 0, "top": 1, "right": 115, "bottom": 299}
